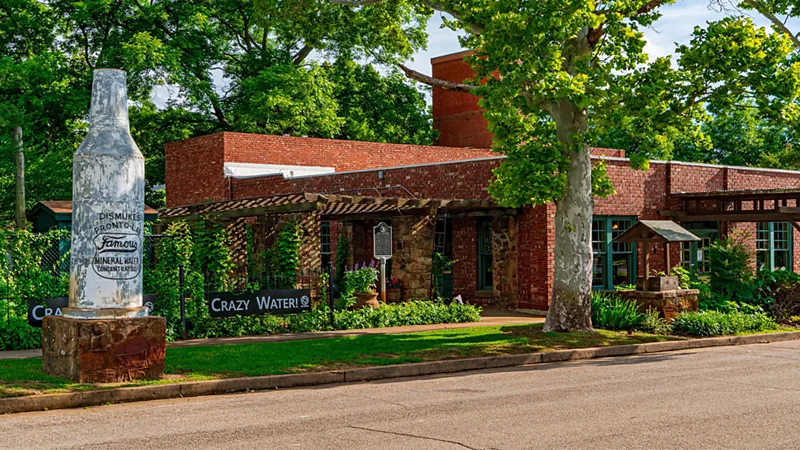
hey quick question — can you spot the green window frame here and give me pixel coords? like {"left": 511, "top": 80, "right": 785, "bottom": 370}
{"left": 679, "top": 222, "right": 719, "bottom": 275}
{"left": 592, "top": 216, "right": 637, "bottom": 290}
{"left": 757, "top": 222, "right": 792, "bottom": 271}
{"left": 477, "top": 218, "right": 493, "bottom": 290}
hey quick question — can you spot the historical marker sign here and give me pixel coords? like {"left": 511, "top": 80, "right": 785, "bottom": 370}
{"left": 208, "top": 289, "right": 312, "bottom": 318}
{"left": 373, "top": 222, "right": 392, "bottom": 259}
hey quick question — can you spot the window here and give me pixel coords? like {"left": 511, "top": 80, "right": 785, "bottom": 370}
{"left": 477, "top": 218, "right": 493, "bottom": 290}
{"left": 757, "top": 222, "right": 792, "bottom": 271}
{"left": 679, "top": 222, "right": 718, "bottom": 275}
{"left": 592, "top": 217, "right": 636, "bottom": 290}
{"left": 681, "top": 236, "right": 714, "bottom": 274}
{"left": 320, "top": 222, "right": 331, "bottom": 267}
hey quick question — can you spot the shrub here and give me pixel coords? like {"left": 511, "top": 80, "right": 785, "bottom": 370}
{"left": 0, "top": 317, "right": 41, "bottom": 351}
{"left": 707, "top": 232, "right": 756, "bottom": 304}
{"left": 755, "top": 270, "right": 800, "bottom": 322}
{"left": 639, "top": 308, "right": 672, "bottom": 335}
{"left": 332, "top": 299, "right": 482, "bottom": 330}
{"left": 670, "top": 310, "right": 779, "bottom": 337}
{"left": 591, "top": 292, "right": 644, "bottom": 331}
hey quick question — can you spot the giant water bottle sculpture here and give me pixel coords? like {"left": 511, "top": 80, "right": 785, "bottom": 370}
{"left": 67, "top": 69, "right": 146, "bottom": 318}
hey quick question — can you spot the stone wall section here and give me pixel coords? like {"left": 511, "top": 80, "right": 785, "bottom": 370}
{"left": 492, "top": 215, "right": 519, "bottom": 308}
{"left": 391, "top": 216, "right": 435, "bottom": 300}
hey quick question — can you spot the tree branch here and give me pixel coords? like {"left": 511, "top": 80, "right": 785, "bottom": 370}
{"left": 743, "top": 0, "right": 800, "bottom": 50}
{"left": 398, "top": 64, "right": 478, "bottom": 92}
{"left": 293, "top": 45, "right": 313, "bottom": 65}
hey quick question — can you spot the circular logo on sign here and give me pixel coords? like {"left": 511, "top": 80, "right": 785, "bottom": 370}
{"left": 300, "top": 296, "right": 310, "bottom": 307}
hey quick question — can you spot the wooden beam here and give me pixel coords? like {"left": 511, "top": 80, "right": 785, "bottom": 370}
{"left": 160, "top": 202, "right": 322, "bottom": 223}
{"left": 659, "top": 210, "right": 800, "bottom": 222}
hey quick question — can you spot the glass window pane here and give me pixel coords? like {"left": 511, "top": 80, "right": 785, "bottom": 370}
{"left": 612, "top": 254, "right": 631, "bottom": 286}
{"left": 593, "top": 254, "right": 605, "bottom": 287}
{"left": 320, "top": 223, "right": 331, "bottom": 255}
{"left": 775, "top": 251, "right": 790, "bottom": 271}
{"left": 592, "top": 219, "right": 605, "bottom": 255}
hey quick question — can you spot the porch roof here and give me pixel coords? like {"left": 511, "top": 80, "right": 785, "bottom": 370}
{"left": 614, "top": 220, "right": 700, "bottom": 244}
{"left": 159, "top": 192, "right": 515, "bottom": 223}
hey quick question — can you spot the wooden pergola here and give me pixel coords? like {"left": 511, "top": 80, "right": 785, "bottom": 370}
{"left": 660, "top": 188, "right": 800, "bottom": 230}
{"left": 159, "top": 192, "right": 517, "bottom": 223}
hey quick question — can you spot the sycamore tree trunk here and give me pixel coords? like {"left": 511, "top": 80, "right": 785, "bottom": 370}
{"left": 13, "top": 125, "right": 26, "bottom": 230}
{"left": 543, "top": 100, "right": 594, "bottom": 332}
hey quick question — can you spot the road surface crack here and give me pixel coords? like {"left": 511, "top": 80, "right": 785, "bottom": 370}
{"left": 348, "top": 425, "right": 489, "bottom": 449}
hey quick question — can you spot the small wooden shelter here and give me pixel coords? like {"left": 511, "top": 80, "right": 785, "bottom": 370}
{"left": 614, "top": 220, "right": 700, "bottom": 290}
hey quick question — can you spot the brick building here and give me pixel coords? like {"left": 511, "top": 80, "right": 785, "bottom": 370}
{"left": 162, "top": 51, "right": 800, "bottom": 311}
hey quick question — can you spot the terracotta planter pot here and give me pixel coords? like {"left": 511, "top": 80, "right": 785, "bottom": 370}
{"left": 354, "top": 291, "right": 380, "bottom": 309}
{"left": 385, "top": 289, "right": 402, "bottom": 303}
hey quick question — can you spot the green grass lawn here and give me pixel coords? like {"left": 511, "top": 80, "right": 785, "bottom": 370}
{"left": 0, "top": 324, "right": 678, "bottom": 398}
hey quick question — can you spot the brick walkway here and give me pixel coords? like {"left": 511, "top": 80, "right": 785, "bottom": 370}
{"left": 0, "top": 309, "right": 543, "bottom": 360}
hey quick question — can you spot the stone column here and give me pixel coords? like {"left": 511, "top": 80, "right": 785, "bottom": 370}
{"left": 492, "top": 215, "right": 519, "bottom": 309}
{"left": 42, "top": 70, "right": 165, "bottom": 383}
{"left": 392, "top": 216, "right": 435, "bottom": 300}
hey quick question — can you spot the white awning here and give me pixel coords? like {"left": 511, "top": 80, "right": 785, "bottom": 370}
{"left": 223, "top": 162, "right": 335, "bottom": 179}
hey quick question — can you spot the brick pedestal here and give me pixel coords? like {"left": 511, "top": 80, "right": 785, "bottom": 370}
{"left": 42, "top": 315, "right": 166, "bottom": 383}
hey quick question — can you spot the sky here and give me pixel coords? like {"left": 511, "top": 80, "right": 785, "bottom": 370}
{"left": 153, "top": 1, "right": 796, "bottom": 108}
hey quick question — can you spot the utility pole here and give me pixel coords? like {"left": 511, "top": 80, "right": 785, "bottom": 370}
{"left": 13, "top": 125, "right": 26, "bottom": 230}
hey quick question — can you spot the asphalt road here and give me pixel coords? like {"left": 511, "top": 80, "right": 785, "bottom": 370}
{"left": 3, "top": 340, "right": 800, "bottom": 450}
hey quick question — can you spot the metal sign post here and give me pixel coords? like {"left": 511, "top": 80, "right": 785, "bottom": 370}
{"left": 373, "top": 222, "right": 393, "bottom": 303}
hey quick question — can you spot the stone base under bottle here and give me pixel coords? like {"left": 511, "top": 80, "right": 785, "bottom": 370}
{"left": 41, "top": 314, "right": 166, "bottom": 383}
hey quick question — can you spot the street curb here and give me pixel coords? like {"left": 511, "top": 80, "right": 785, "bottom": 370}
{"left": 3, "top": 330, "right": 800, "bottom": 415}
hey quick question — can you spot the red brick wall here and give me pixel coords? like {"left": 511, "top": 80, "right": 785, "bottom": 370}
{"left": 166, "top": 131, "right": 496, "bottom": 206}
{"left": 452, "top": 217, "right": 479, "bottom": 303}
{"left": 517, "top": 205, "right": 554, "bottom": 310}
{"left": 165, "top": 133, "right": 228, "bottom": 207}
{"left": 430, "top": 51, "right": 493, "bottom": 149}
{"left": 224, "top": 132, "right": 493, "bottom": 171}
{"left": 230, "top": 158, "right": 503, "bottom": 201}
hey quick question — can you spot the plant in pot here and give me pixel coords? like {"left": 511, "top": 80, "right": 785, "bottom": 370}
{"left": 344, "top": 267, "right": 379, "bottom": 309}
{"left": 385, "top": 277, "right": 404, "bottom": 303}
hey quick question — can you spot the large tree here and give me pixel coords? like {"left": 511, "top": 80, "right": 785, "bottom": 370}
{"left": 334, "top": 0, "right": 800, "bottom": 331}
{"left": 0, "top": 0, "right": 88, "bottom": 226}
{"left": 0, "top": 0, "right": 437, "bottom": 221}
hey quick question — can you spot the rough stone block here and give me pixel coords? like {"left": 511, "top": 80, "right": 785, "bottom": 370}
{"left": 42, "top": 315, "right": 166, "bottom": 383}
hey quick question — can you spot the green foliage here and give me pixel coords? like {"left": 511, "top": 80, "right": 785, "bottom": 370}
{"left": 670, "top": 310, "right": 779, "bottom": 337}
{"left": 755, "top": 269, "right": 800, "bottom": 322}
{"left": 275, "top": 221, "right": 301, "bottom": 280}
{"left": 707, "top": 232, "right": 756, "bottom": 304}
{"left": 591, "top": 292, "right": 645, "bottom": 331}
{"left": 334, "top": 233, "right": 349, "bottom": 287}
{"left": 326, "top": 60, "right": 436, "bottom": 145}
{"left": 344, "top": 267, "right": 378, "bottom": 295}
{"left": 0, "top": 0, "right": 436, "bottom": 222}
{"left": 331, "top": 300, "right": 482, "bottom": 331}
{"left": 0, "top": 229, "right": 69, "bottom": 350}
{"left": 639, "top": 308, "right": 673, "bottom": 335}
{"left": 431, "top": 252, "right": 453, "bottom": 300}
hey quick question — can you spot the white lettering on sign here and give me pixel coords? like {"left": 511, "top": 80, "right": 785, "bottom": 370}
{"left": 31, "top": 305, "right": 63, "bottom": 321}
{"left": 210, "top": 298, "right": 250, "bottom": 312}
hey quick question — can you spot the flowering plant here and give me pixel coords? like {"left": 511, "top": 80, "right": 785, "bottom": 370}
{"left": 387, "top": 277, "right": 404, "bottom": 289}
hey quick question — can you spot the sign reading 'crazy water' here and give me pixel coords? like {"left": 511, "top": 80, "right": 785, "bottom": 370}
{"left": 207, "top": 289, "right": 312, "bottom": 317}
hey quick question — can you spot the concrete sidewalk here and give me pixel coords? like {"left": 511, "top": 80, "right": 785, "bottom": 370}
{"left": 0, "top": 309, "right": 543, "bottom": 360}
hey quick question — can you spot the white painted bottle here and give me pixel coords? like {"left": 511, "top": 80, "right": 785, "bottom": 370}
{"left": 66, "top": 69, "right": 147, "bottom": 318}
